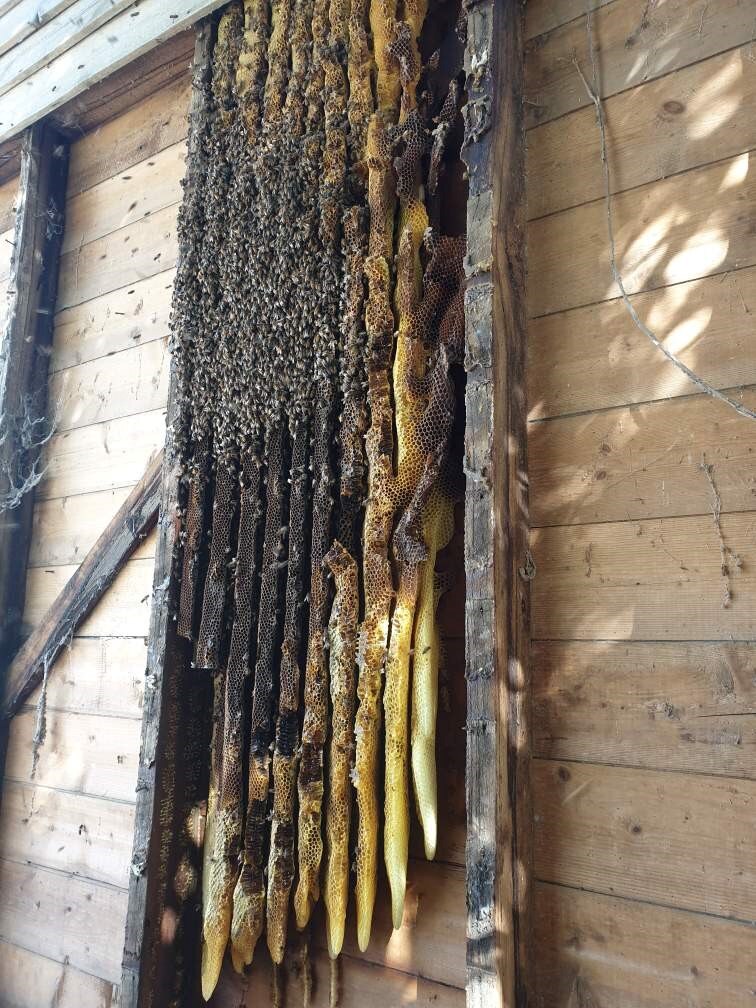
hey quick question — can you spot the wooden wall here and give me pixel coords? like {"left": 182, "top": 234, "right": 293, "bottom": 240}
{"left": 525, "top": 1, "right": 756, "bottom": 1005}
{"left": 0, "top": 68, "right": 189, "bottom": 1004}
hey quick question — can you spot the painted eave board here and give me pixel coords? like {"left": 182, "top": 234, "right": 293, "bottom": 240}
{"left": 0, "top": 0, "right": 228, "bottom": 144}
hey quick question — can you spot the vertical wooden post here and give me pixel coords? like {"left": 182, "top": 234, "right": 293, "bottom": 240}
{"left": 461, "top": 1, "right": 530, "bottom": 1006}
{"left": 121, "top": 22, "right": 214, "bottom": 1008}
{"left": 0, "top": 121, "right": 68, "bottom": 671}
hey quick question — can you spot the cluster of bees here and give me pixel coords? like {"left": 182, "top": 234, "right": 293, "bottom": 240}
{"left": 168, "top": 0, "right": 466, "bottom": 1001}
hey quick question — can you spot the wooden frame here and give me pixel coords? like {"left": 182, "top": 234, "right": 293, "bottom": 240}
{"left": 462, "top": 1, "right": 530, "bottom": 1006}
{"left": 0, "top": 121, "right": 68, "bottom": 673}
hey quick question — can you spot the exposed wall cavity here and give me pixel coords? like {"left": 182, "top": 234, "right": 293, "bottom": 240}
{"left": 169, "top": 0, "right": 466, "bottom": 999}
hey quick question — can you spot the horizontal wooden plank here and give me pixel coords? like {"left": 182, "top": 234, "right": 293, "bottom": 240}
{"left": 5, "top": 707, "right": 140, "bottom": 800}
{"left": 36, "top": 409, "right": 165, "bottom": 500}
{"left": 531, "top": 513, "right": 756, "bottom": 640}
{"left": 534, "top": 882, "right": 756, "bottom": 1008}
{"left": 52, "top": 268, "right": 175, "bottom": 371}
{"left": 524, "top": 0, "right": 614, "bottom": 41}
{"left": 331, "top": 859, "right": 466, "bottom": 989}
{"left": 23, "top": 555, "right": 154, "bottom": 637}
{"left": 529, "top": 388, "right": 756, "bottom": 526}
{"left": 51, "top": 337, "right": 169, "bottom": 431}
{"left": 0, "top": 0, "right": 72, "bottom": 59}
{"left": 62, "top": 141, "right": 184, "bottom": 253}
{"left": 528, "top": 152, "right": 756, "bottom": 318}
{"left": 23, "top": 635, "right": 146, "bottom": 717}
{"left": 30, "top": 490, "right": 156, "bottom": 566}
{"left": 527, "top": 44, "right": 756, "bottom": 219}
{"left": 67, "top": 75, "right": 190, "bottom": 197}
{"left": 0, "top": 173, "right": 17, "bottom": 231}
{"left": 0, "top": 781, "right": 134, "bottom": 887}
{"left": 524, "top": 0, "right": 751, "bottom": 128}
{"left": 0, "top": 0, "right": 131, "bottom": 100}
{"left": 533, "top": 760, "right": 756, "bottom": 921}
{"left": 0, "top": 0, "right": 227, "bottom": 144}
{"left": 215, "top": 945, "right": 465, "bottom": 1007}
{"left": 533, "top": 641, "right": 756, "bottom": 776}
{"left": 0, "top": 858, "right": 127, "bottom": 984}
{"left": 57, "top": 200, "right": 178, "bottom": 309}
{"left": 527, "top": 266, "right": 756, "bottom": 419}
{"left": 0, "top": 939, "right": 117, "bottom": 1008}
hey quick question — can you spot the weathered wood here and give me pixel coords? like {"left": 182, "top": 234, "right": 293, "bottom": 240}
{"left": 62, "top": 140, "right": 185, "bottom": 254}
{"left": 57, "top": 201, "right": 179, "bottom": 310}
{"left": 0, "top": 0, "right": 73, "bottom": 59}
{"left": 527, "top": 44, "right": 756, "bottom": 220}
{"left": 3, "top": 450, "right": 162, "bottom": 716}
{"left": 524, "top": 0, "right": 751, "bottom": 129}
{"left": 121, "top": 23, "right": 213, "bottom": 1008}
{"left": 461, "top": 0, "right": 530, "bottom": 1005}
{"left": 524, "top": 0, "right": 614, "bottom": 41}
{"left": 0, "top": 122, "right": 68, "bottom": 671}
{"left": 528, "top": 265, "right": 756, "bottom": 419}
{"left": 532, "top": 641, "right": 756, "bottom": 777}
{"left": 0, "top": 175, "right": 17, "bottom": 231}
{"left": 36, "top": 410, "right": 165, "bottom": 500}
{"left": 5, "top": 706, "right": 141, "bottom": 799}
{"left": 0, "top": 779, "right": 135, "bottom": 886}
{"left": 528, "top": 152, "right": 756, "bottom": 318}
{"left": 50, "top": 338, "right": 170, "bottom": 432}
{"left": 23, "top": 634, "right": 146, "bottom": 716}
{"left": 0, "top": 940, "right": 118, "bottom": 1008}
{"left": 0, "top": 0, "right": 132, "bottom": 99}
{"left": 52, "top": 269, "right": 175, "bottom": 372}
{"left": 0, "top": 0, "right": 228, "bottom": 143}
{"left": 529, "top": 387, "right": 756, "bottom": 526}
{"left": 533, "top": 759, "right": 756, "bottom": 921}
{"left": 66, "top": 75, "right": 191, "bottom": 197}
{"left": 0, "top": 857, "right": 128, "bottom": 984}
{"left": 531, "top": 513, "right": 756, "bottom": 641}
{"left": 534, "top": 882, "right": 756, "bottom": 1008}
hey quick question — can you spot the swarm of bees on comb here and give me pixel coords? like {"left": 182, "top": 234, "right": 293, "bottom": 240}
{"left": 169, "top": 0, "right": 466, "bottom": 1000}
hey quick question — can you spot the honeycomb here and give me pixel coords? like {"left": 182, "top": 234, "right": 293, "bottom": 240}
{"left": 166, "top": 0, "right": 466, "bottom": 996}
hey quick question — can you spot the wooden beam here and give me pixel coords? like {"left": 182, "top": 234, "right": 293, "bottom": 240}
{"left": 461, "top": 1, "right": 530, "bottom": 1007}
{"left": 0, "top": 121, "right": 68, "bottom": 671}
{"left": 121, "top": 22, "right": 214, "bottom": 1008}
{"left": 2, "top": 449, "right": 163, "bottom": 718}
{"left": 0, "top": 0, "right": 229, "bottom": 144}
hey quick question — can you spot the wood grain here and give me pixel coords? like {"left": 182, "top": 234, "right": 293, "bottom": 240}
{"left": 524, "top": 0, "right": 614, "bottom": 42}
{"left": 0, "top": 0, "right": 73, "bottom": 59}
{"left": 529, "top": 387, "right": 756, "bottom": 526}
{"left": 0, "top": 124, "right": 68, "bottom": 669}
{"left": 66, "top": 76, "right": 190, "bottom": 197}
{"left": 461, "top": 0, "right": 530, "bottom": 1004}
{"left": 62, "top": 141, "right": 184, "bottom": 254}
{"left": 36, "top": 409, "right": 165, "bottom": 501}
{"left": 527, "top": 266, "right": 756, "bottom": 419}
{"left": 5, "top": 452, "right": 160, "bottom": 715}
{"left": 0, "top": 858, "right": 128, "bottom": 984}
{"left": 533, "top": 882, "right": 756, "bottom": 1008}
{"left": 0, "top": 780, "right": 135, "bottom": 887}
{"left": 0, "top": 0, "right": 228, "bottom": 143}
{"left": 531, "top": 513, "right": 756, "bottom": 641}
{"left": 528, "top": 152, "right": 756, "bottom": 318}
{"left": 533, "top": 759, "right": 756, "bottom": 921}
{"left": 5, "top": 707, "right": 141, "bottom": 800}
{"left": 23, "top": 635, "right": 146, "bottom": 717}
{"left": 527, "top": 44, "right": 756, "bottom": 219}
{"left": 57, "top": 201, "right": 179, "bottom": 310}
{"left": 524, "top": 0, "right": 752, "bottom": 129}
{"left": 51, "top": 338, "right": 170, "bottom": 431}
{"left": 30, "top": 491, "right": 156, "bottom": 567}
{"left": 0, "top": 174, "right": 17, "bottom": 231}
{"left": 52, "top": 268, "right": 175, "bottom": 371}
{"left": 532, "top": 641, "right": 756, "bottom": 776}
{"left": 23, "top": 556, "right": 154, "bottom": 639}
{"left": 0, "top": 939, "right": 118, "bottom": 1008}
